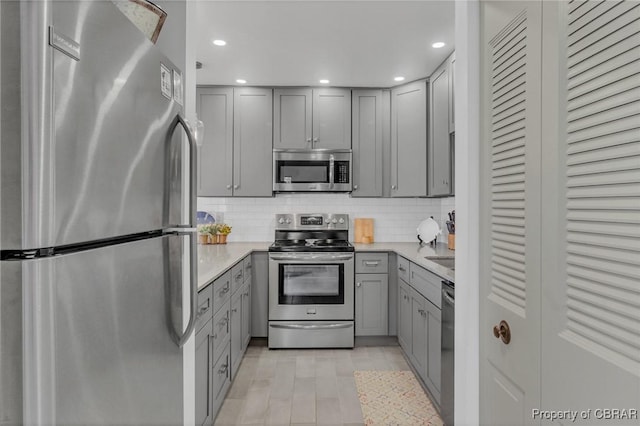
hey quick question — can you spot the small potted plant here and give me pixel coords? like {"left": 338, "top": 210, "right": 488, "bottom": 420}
{"left": 198, "top": 224, "right": 218, "bottom": 244}
{"left": 217, "top": 224, "right": 232, "bottom": 244}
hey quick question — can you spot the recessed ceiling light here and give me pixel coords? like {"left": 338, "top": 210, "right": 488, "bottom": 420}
{"left": 236, "top": 79, "right": 247, "bottom": 84}
{"left": 319, "top": 79, "right": 330, "bottom": 84}
{"left": 212, "top": 39, "right": 227, "bottom": 46}
{"left": 432, "top": 42, "right": 446, "bottom": 49}
{"left": 394, "top": 76, "right": 405, "bottom": 82}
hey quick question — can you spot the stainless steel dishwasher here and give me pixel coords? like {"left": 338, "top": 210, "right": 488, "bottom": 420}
{"left": 441, "top": 280, "right": 455, "bottom": 426}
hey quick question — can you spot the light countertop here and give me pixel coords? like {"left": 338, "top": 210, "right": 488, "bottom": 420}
{"left": 198, "top": 241, "right": 454, "bottom": 291}
{"left": 197, "top": 242, "right": 269, "bottom": 290}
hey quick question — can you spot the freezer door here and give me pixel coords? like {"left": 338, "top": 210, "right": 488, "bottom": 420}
{"left": 24, "top": 235, "right": 186, "bottom": 424}
{"left": 48, "top": 1, "right": 183, "bottom": 246}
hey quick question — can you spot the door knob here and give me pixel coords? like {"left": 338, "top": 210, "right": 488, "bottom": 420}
{"left": 492, "top": 320, "right": 511, "bottom": 344}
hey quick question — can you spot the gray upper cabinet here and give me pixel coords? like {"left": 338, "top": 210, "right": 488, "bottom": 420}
{"left": 390, "top": 80, "right": 428, "bottom": 197}
{"left": 429, "top": 63, "right": 451, "bottom": 196}
{"left": 233, "top": 88, "right": 273, "bottom": 197}
{"left": 273, "top": 88, "right": 313, "bottom": 149}
{"left": 448, "top": 52, "right": 455, "bottom": 133}
{"left": 196, "top": 88, "right": 233, "bottom": 197}
{"left": 274, "top": 88, "right": 351, "bottom": 149}
{"left": 352, "top": 90, "right": 383, "bottom": 197}
{"left": 312, "top": 88, "right": 351, "bottom": 149}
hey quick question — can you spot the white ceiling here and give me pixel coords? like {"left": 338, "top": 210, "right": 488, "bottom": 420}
{"left": 194, "top": 1, "right": 455, "bottom": 87}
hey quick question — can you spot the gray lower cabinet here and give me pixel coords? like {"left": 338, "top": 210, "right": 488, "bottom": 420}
{"left": 251, "top": 252, "right": 269, "bottom": 337}
{"left": 230, "top": 289, "right": 242, "bottom": 379}
{"left": 355, "top": 274, "right": 389, "bottom": 336}
{"left": 195, "top": 319, "right": 213, "bottom": 426}
{"left": 197, "top": 255, "right": 254, "bottom": 423}
{"left": 195, "top": 88, "right": 233, "bottom": 197}
{"left": 352, "top": 90, "right": 384, "bottom": 197}
{"left": 397, "top": 279, "right": 412, "bottom": 352}
{"left": 390, "top": 80, "right": 428, "bottom": 197}
{"left": 396, "top": 256, "right": 443, "bottom": 407}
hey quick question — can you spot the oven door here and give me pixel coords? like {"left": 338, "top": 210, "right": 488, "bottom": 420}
{"left": 269, "top": 252, "right": 354, "bottom": 321}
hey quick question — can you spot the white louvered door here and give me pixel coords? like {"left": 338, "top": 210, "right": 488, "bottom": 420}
{"left": 479, "top": 2, "right": 542, "bottom": 424}
{"left": 541, "top": 1, "right": 640, "bottom": 421}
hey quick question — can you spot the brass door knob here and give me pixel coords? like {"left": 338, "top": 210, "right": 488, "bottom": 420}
{"left": 492, "top": 320, "right": 511, "bottom": 344}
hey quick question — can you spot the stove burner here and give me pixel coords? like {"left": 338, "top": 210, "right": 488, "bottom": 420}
{"left": 270, "top": 214, "right": 353, "bottom": 253}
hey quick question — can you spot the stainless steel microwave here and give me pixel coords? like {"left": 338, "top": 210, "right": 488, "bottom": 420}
{"left": 273, "top": 149, "right": 352, "bottom": 192}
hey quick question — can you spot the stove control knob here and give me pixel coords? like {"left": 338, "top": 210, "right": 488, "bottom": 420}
{"left": 331, "top": 218, "right": 338, "bottom": 224}
{"left": 338, "top": 218, "right": 345, "bottom": 224}
{"left": 285, "top": 218, "right": 292, "bottom": 224}
{"left": 278, "top": 218, "right": 285, "bottom": 224}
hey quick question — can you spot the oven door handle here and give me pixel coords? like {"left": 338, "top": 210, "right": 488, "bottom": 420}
{"left": 270, "top": 323, "right": 353, "bottom": 330}
{"left": 269, "top": 253, "right": 354, "bottom": 261}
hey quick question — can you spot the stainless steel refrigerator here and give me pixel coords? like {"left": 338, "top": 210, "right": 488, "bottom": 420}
{"left": 0, "top": 1, "right": 197, "bottom": 424}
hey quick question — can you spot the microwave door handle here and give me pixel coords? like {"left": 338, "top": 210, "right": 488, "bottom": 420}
{"left": 329, "top": 155, "right": 335, "bottom": 189}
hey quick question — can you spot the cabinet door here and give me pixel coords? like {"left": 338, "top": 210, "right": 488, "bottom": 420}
{"left": 250, "top": 252, "right": 269, "bottom": 338}
{"left": 425, "top": 299, "right": 441, "bottom": 404}
{"left": 390, "top": 81, "right": 427, "bottom": 197}
{"left": 397, "top": 280, "right": 412, "bottom": 352}
{"left": 241, "top": 283, "right": 251, "bottom": 350}
{"left": 411, "top": 292, "right": 427, "bottom": 374}
{"left": 312, "top": 88, "right": 351, "bottom": 149}
{"left": 233, "top": 88, "right": 273, "bottom": 197}
{"left": 352, "top": 90, "right": 383, "bottom": 197}
{"left": 429, "top": 65, "right": 452, "bottom": 196}
{"left": 273, "top": 88, "right": 312, "bottom": 149}
{"left": 448, "top": 52, "right": 455, "bottom": 133}
{"left": 196, "top": 87, "right": 233, "bottom": 196}
{"left": 229, "top": 291, "right": 242, "bottom": 380}
{"left": 355, "top": 274, "right": 388, "bottom": 336}
{"left": 195, "top": 323, "right": 212, "bottom": 426}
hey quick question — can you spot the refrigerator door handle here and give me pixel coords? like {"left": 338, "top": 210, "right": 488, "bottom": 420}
{"left": 168, "top": 114, "right": 198, "bottom": 347}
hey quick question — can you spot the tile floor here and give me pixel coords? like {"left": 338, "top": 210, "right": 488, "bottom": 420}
{"left": 214, "top": 344, "right": 415, "bottom": 426}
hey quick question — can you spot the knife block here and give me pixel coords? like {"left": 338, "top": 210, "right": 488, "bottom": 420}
{"left": 354, "top": 218, "right": 374, "bottom": 244}
{"left": 448, "top": 234, "right": 455, "bottom": 250}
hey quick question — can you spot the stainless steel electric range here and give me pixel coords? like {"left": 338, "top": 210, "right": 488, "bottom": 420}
{"left": 268, "top": 213, "right": 355, "bottom": 348}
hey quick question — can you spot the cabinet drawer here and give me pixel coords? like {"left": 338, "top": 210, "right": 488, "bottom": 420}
{"left": 409, "top": 263, "right": 441, "bottom": 309}
{"left": 212, "top": 306, "right": 230, "bottom": 363}
{"left": 196, "top": 285, "right": 214, "bottom": 333}
{"left": 355, "top": 253, "right": 388, "bottom": 274}
{"left": 213, "top": 270, "right": 232, "bottom": 314}
{"left": 397, "top": 256, "right": 410, "bottom": 283}
{"left": 231, "top": 262, "right": 244, "bottom": 294}
{"left": 243, "top": 256, "right": 252, "bottom": 283}
{"left": 212, "top": 342, "right": 231, "bottom": 415}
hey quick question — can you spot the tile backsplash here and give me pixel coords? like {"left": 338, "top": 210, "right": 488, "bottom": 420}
{"left": 198, "top": 194, "right": 456, "bottom": 242}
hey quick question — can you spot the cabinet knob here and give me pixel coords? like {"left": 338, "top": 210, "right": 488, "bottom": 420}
{"left": 356, "top": 282, "right": 361, "bottom": 287}
{"left": 306, "top": 138, "right": 311, "bottom": 143}
{"left": 391, "top": 185, "right": 397, "bottom": 190}
{"left": 353, "top": 184, "right": 358, "bottom": 190}
{"left": 234, "top": 185, "right": 239, "bottom": 190}
{"left": 492, "top": 320, "right": 511, "bottom": 344}
{"left": 226, "top": 184, "right": 232, "bottom": 189}
{"left": 313, "top": 137, "right": 318, "bottom": 142}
